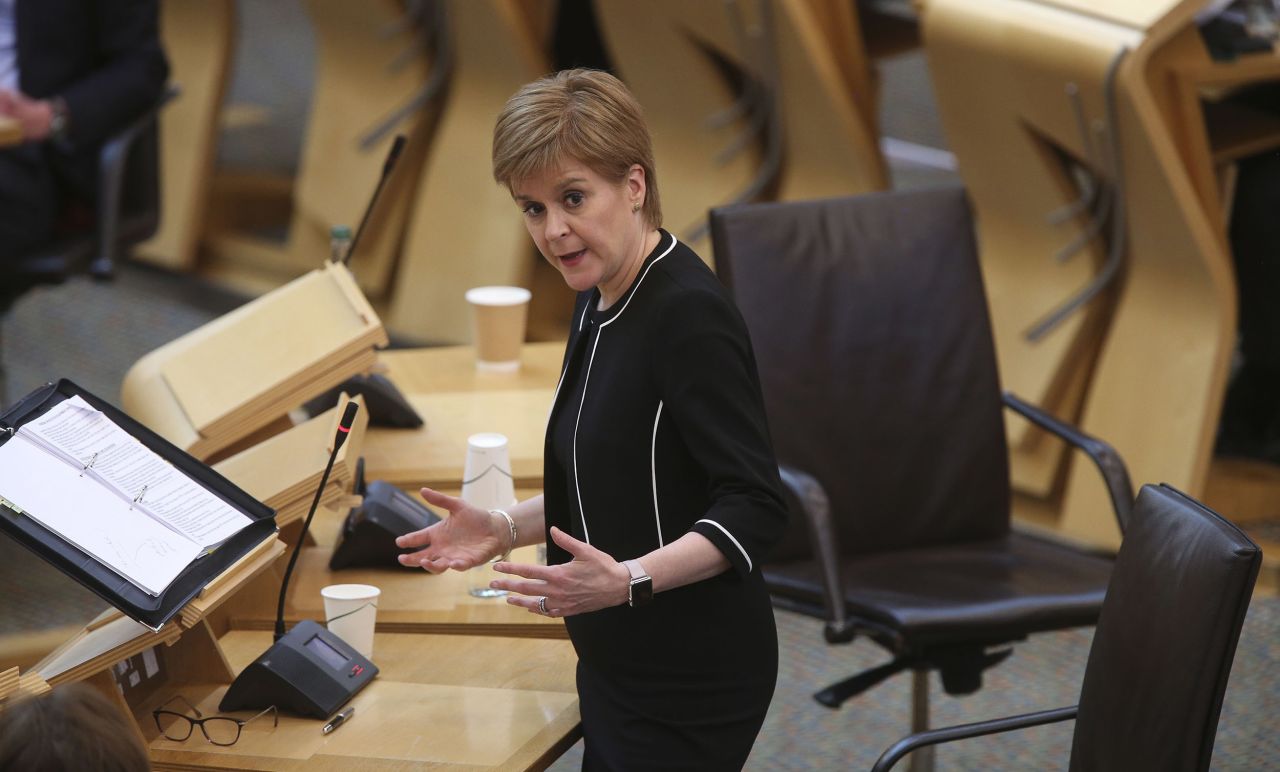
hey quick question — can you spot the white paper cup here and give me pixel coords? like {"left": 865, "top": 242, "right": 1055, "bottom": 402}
{"left": 321, "top": 583, "right": 380, "bottom": 659}
{"left": 466, "top": 286, "right": 531, "bottom": 372}
{"left": 461, "top": 432, "right": 517, "bottom": 598}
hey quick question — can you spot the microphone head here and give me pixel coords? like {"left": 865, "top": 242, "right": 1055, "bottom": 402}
{"left": 335, "top": 401, "right": 360, "bottom": 452}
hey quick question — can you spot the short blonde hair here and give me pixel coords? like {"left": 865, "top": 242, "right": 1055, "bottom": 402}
{"left": 493, "top": 68, "right": 662, "bottom": 228}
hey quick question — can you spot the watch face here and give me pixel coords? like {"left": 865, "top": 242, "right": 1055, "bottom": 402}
{"left": 629, "top": 576, "right": 653, "bottom": 607}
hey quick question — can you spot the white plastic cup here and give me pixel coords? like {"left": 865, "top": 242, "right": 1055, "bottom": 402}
{"left": 465, "top": 286, "right": 531, "bottom": 372}
{"left": 461, "top": 432, "right": 517, "bottom": 598}
{"left": 320, "top": 583, "right": 380, "bottom": 659}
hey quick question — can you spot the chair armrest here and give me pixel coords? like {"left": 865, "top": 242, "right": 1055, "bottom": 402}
{"left": 776, "top": 464, "right": 854, "bottom": 643}
{"left": 92, "top": 85, "right": 180, "bottom": 278}
{"left": 870, "top": 705, "right": 1078, "bottom": 772}
{"left": 1002, "top": 391, "right": 1133, "bottom": 533}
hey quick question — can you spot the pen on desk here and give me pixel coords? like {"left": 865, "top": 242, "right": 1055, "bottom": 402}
{"left": 322, "top": 707, "right": 355, "bottom": 735}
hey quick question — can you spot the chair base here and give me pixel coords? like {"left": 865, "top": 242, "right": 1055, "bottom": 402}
{"left": 814, "top": 646, "right": 1013, "bottom": 709}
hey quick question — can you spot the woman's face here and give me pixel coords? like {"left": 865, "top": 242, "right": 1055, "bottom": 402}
{"left": 512, "top": 159, "right": 648, "bottom": 304}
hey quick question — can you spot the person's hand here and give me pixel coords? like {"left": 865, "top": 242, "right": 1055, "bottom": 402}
{"left": 0, "top": 90, "right": 54, "bottom": 141}
{"left": 395, "top": 487, "right": 508, "bottom": 572}
{"left": 491, "top": 526, "right": 630, "bottom": 617}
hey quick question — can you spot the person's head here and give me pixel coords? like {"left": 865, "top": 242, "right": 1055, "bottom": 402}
{"left": 492, "top": 69, "right": 662, "bottom": 302}
{"left": 0, "top": 683, "right": 151, "bottom": 772}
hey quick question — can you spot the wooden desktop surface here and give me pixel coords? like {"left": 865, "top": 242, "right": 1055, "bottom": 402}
{"left": 361, "top": 341, "right": 565, "bottom": 489}
{"left": 140, "top": 630, "right": 580, "bottom": 771}
{"left": 226, "top": 543, "right": 568, "bottom": 638}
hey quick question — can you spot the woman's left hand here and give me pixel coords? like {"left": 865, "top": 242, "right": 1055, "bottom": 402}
{"left": 491, "top": 526, "right": 630, "bottom": 617}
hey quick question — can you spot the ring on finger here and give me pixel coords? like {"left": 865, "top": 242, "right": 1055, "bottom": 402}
{"left": 538, "top": 596, "right": 549, "bottom": 614}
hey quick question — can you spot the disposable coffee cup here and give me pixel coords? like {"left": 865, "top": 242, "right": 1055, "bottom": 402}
{"left": 461, "top": 432, "right": 517, "bottom": 598}
{"left": 321, "top": 583, "right": 380, "bottom": 659}
{"left": 466, "top": 286, "right": 531, "bottom": 372}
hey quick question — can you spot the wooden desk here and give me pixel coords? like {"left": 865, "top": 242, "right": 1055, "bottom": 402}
{"left": 361, "top": 341, "right": 565, "bottom": 489}
{"left": 222, "top": 544, "right": 568, "bottom": 638}
{"left": 0, "top": 116, "right": 20, "bottom": 146}
{"left": 139, "top": 630, "right": 580, "bottom": 771}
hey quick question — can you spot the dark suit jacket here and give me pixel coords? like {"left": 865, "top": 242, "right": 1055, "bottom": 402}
{"left": 15, "top": 0, "right": 168, "bottom": 195}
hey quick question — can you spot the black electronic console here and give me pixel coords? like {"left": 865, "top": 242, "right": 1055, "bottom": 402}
{"left": 330, "top": 457, "right": 440, "bottom": 570}
{"left": 219, "top": 619, "right": 375, "bottom": 718}
{"left": 303, "top": 373, "right": 423, "bottom": 429}
{"left": 220, "top": 401, "right": 378, "bottom": 718}
{"left": 330, "top": 478, "right": 440, "bottom": 570}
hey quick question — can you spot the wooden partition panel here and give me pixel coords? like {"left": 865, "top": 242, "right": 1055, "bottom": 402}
{"left": 387, "top": 0, "right": 552, "bottom": 344}
{"left": 594, "top": 0, "right": 887, "bottom": 259}
{"left": 287, "top": 0, "right": 435, "bottom": 295}
{"left": 924, "top": 0, "right": 1237, "bottom": 547}
{"left": 134, "top": 0, "right": 235, "bottom": 270}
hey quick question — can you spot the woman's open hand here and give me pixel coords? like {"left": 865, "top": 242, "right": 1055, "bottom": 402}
{"left": 491, "top": 526, "right": 630, "bottom": 617}
{"left": 395, "top": 488, "right": 508, "bottom": 572}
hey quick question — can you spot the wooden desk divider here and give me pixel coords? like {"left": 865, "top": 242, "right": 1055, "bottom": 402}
{"left": 121, "top": 261, "right": 388, "bottom": 461}
{"left": 923, "top": 0, "right": 1238, "bottom": 548}
{"left": 212, "top": 393, "right": 370, "bottom": 532}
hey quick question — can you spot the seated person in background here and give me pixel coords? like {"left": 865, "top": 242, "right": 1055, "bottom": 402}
{"left": 0, "top": 682, "right": 151, "bottom": 771}
{"left": 0, "top": 0, "right": 168, "bottom": 259}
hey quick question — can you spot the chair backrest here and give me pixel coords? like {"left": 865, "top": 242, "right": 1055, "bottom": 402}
{"left": 709, "top": 187, "right": 1009, "bottom": 557}
{"left": 1071, "top": 484, "right": 1260, "bottom": 772}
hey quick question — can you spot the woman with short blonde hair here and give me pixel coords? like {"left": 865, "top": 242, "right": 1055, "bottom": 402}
{"left": 400, "top": 68, "right": 787, "bottom": 770}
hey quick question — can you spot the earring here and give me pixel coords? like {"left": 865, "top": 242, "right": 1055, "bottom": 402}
{"left": 632, "top": 202, "right": 641, "bottom": 212}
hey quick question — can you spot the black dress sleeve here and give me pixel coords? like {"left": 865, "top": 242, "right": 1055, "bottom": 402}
{"left": 650, "top": 286, "right": 788, "bottom": 577}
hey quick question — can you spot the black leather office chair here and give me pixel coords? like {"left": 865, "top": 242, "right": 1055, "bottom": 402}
{"left": 2, "top": 86, "right": 175, "bottom": 313}
{"left": 709, "top": 188, "right": 1134, "bottom": 760}
{"left": 871, "top": 483, "right": 1261, "bottom": 771}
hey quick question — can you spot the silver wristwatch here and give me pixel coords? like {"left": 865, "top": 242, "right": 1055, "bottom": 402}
{"left": 623, "top": 559, "right": 653, "bottom": 607}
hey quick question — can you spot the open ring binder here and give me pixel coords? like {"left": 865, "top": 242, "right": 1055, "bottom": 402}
{"left": 0, "top": 380, "right": 277, "bottom": 630}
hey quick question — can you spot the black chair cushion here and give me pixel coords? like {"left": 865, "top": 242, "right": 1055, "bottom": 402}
{"left": 766, "top": 532, "right": 1112, "bottom": 648}
{"left": 1070, "top": 485, "right": 1261, "bottom": 772}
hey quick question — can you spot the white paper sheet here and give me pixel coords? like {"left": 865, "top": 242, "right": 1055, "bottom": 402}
{"left": 0, "top": 395, "right": 256, "bottom": 595}
{"left": 19, "top": 396, "right": 252, "bottom": 547}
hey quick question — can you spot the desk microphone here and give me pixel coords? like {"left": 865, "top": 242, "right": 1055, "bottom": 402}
{"left": 276, "top": 400, "right": 360, "bottom": 642}
{"left": 222, "top": 400, "right": 379, "bottom": 718}
{"left": 344, "top": 134, "right": 407, "bottom": 265}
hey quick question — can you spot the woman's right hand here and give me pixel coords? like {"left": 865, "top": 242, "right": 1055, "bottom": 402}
{"left": 395, "top": 488, "right": 509, "bottom": 572}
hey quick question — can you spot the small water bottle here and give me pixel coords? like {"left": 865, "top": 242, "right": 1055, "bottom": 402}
{"left": 329, "top": 224, "right": 353, "bottom": 263}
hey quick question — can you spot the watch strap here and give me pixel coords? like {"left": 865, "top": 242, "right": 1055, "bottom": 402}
{"left": 623, "top": 559, "right": 653, "bottom": 607}
{"left": 623, "top": 559, "right": 648, "bottom": 582}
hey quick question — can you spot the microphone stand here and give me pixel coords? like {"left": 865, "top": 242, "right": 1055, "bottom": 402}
{"left": 275, "top": 401, "right": 360, "bottom": 642}
{"left": 343, "top": 134, "right": 407, "bottom": 265}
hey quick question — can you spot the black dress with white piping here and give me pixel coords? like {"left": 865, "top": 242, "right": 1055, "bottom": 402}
{"left": 544, "top": 230, "right": 788, "bottom": 770}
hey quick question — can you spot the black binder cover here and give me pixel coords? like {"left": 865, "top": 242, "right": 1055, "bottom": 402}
{"left": 0, "top": 380, "right": 277, "bottom": 631}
